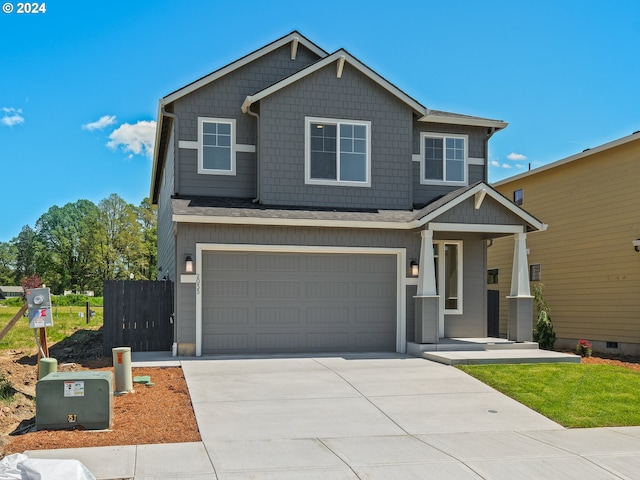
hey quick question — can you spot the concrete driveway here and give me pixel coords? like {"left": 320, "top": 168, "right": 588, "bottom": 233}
{"left": 25, "top": 352, "right": 640, "bottom": 479}
{"left": 181, "top": 353, "right": 570, "bottom": 479}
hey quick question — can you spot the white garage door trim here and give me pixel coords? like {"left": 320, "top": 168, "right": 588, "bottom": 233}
{"left": 194, "top": 243, "right": 407, "bottom": 356}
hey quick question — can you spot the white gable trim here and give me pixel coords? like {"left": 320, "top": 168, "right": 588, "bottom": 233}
{"left": 242, "top": 50, "right": 427, "bottom": 115}
{"left": 415, "top": 183, "right": 547, "bottom": 231}
{"left": 163, "top": 32, "right": 327, "bottom": 105}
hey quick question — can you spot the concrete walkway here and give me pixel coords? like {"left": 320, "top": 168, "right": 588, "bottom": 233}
{"left": 24, "top": 352, "right": 640, "bottom": 479}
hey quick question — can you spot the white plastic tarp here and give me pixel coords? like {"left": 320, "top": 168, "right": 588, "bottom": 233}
{"left": 0, "top": 453, "right": 95, "bottom": 480}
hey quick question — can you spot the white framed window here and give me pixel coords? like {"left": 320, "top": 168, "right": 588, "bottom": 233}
{"left": 434, "top": 241, "right": 463, "bottom": 314}
{"left": 420, "top": 133, "right": 468, "bottom": 185}
{"left": 305, "top": 117, "right": 371, "bottom": 187}
{"left": 198, "top": 117, "right": 236, "bottom": 175}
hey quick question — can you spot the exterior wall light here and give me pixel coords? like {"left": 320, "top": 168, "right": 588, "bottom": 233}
{"left": 410, "top": 260, "right": 419, "bottom": 276}
{"left": 633, "top": 240, "right": 640, "bottom": 253}
{"left": 185, "top": 255, "right": 194, "bottom": 273}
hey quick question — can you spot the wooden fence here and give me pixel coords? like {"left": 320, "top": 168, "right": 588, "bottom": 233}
{"left": 103, "top": 280, "right": 174, "bottom": 355}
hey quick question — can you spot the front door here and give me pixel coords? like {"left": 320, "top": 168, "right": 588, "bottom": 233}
{"left": 434, "top": 241, "right": 463, "bottom": 337}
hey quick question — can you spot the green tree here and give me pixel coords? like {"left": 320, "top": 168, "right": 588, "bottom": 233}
{"left": 13, "top": 225, "right": 42, "bottom": 281}
{"left": 135, "top": 197, "right": 158, "bottom": 280}
{"left": 0, "top": 241, "right": 17, "bottom": 284}
{"left": 35, "top": 200, "right": 101, "bottom": 294}
{"left": 96, "top": 193, "right": 140, "bottom": 280}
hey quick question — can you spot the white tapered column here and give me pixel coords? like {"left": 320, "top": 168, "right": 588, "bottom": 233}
{"left": 507, "top": 232, "right": 534, "bottom": 342}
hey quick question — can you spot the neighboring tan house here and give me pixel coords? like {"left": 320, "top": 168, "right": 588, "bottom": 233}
{"left": 489, "top": 132, "right": 640, "bottom": 355}
{"left": 150, "top": 31, "right": 546, "bottom": 356}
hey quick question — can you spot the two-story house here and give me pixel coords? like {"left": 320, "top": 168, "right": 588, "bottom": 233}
{"left": 150, "top": 31, "right": 545, "bottom": 356}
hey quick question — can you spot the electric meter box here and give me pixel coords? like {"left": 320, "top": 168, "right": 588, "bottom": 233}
{"left": 26, "top": 287, "right": 53, "bottom": 328}
{"left": 36, "top": 371, "right": 113, "bottom": 430}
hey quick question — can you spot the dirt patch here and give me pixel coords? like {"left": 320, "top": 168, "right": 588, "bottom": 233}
{"left": 0, "top": 328, "right": 200, "bottom": 458}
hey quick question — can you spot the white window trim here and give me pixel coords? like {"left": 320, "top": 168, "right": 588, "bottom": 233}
{"left": 419, "top": 133, "right": 468, "bottom": 186}
{"left": 435, "top": 240, "right": 463, "bottom": 315}
{"left": 198, "top": 117, "right": 236, "bottom": 176}
{"left": 304, "top": 116, "right": 371, "bottom": 187}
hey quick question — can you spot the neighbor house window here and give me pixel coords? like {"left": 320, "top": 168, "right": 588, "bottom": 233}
{"left": 487, "top": 268, "right": 499, "bottom": 284}
{"left": 305, "top": 117, "right": 371, "bottom": 186}
{"left": 421, "top": 133, "right": 468, "bottom": 185}
{"left": 514, "top": 189, "right": 524, "bottom": 206}
{"left": 198, "top": 117, "right": 236, "bottom": 175}
{"left": 529, "top": 263, "right": 541, "bottom": 282}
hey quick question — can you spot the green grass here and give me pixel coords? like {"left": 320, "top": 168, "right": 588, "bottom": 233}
{"left": 0, "top": 304, "right": 103, "bottom": 351}
{"left": 458, "top": 363, "right": 640, "bottom": 428}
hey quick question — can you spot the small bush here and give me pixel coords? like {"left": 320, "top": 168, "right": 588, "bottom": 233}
{"left": 576, "top": 339, "right": 593, "bottom": 357}
{"left": 0, "top": 373, "right": 13, "bottom": 402}
{"left": 532, "top": 284, "right": 556, "bottom": 350}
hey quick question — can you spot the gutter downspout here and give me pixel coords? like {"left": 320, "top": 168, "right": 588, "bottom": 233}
{"left": 245, "top": 104, "right": 261, "bottom": 203}
{"left": 484, "top": 127, "right": 498, "bottom": 183}
{"left": 161, "top": 106, "right": 179, "bottom": 196}
{"left": 161, "top": 106, "right": 179, "bottom": 357}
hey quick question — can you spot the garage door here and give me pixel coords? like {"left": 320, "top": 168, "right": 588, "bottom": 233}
{"left": 201, "top": 251, "right": 397, "bottom": 354}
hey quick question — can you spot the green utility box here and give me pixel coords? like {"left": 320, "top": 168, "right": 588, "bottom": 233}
{"left": 36, "top": 371, "right": 113, "bottom": 430}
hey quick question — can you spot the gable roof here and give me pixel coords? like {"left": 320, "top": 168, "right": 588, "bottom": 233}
{"left": 241, "top": 49, "right": 428, "bottom": 116}
{"left": 493, "top": 131, "right": 640, "bottom": 186}
{"left": 163, "top": 31, "right": 327, "bottom": 105}
{"left": 151, "top": 31, "right": 509, "bottom": 203}
{"left": 171, "top": 182, "right": 545, "bottom": 233}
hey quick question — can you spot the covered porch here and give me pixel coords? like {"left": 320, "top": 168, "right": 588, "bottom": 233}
{"left": 408, "top": 183, "right": 560, "bottom": 362}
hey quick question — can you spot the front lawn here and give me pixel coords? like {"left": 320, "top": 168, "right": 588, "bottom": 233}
{"left": 0, "top": 304, "right": 103, "bottom": 350}
{"left": 458, "top": 363, "right": 640, "bottom": 428}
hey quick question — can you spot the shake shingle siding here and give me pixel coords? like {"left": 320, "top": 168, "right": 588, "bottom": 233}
{"left": 258, "top": 63, "right": 413, "bottom": 210}
{"left": 172, "top": 44, "right": 320, "bottom": 198}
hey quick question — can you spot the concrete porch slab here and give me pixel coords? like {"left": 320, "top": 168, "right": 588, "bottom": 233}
{"left": 421, "top": 348, "right": 581, "bottom": 365}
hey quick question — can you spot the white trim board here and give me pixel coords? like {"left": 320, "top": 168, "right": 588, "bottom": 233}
{"left": 194, "top": 243, "right": 407, "bottom": 356}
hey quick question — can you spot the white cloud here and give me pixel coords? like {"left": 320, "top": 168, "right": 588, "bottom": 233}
{"left": 107, "top": 120, "right": 156, "bottom": 158}
{"left": 82, "top": 115, "right": 117, "bottom": 131}
{"left": 507, "top": 152, "right": 527, "bottom": 161}
{"left": 490, "top": 160, "right": 500, "bottom": 167}
{"left": 1, "top": 107, "right": 24, "bottom": 126}
{"left": 501, "top": 163, "right": 512, "bottom": 169}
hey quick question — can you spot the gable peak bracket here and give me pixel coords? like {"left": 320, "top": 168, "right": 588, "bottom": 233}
{"left": 291, "top": 37, "right": 299, "bottom": 60}
{"left": 474, "top": 188, "right": 487, "bottom": 210}
{"left": 337, "top": 55, "right": 346, "bottom": 78}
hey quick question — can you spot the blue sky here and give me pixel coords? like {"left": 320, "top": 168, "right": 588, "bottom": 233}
{"left": 1, "top": 0, "right": 638, "bottom": 242}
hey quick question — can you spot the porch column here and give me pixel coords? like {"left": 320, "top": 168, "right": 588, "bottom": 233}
{"left": 507, "top": 232, "right": 534, "bottom": 342}
{"left": 414, "top": 230, "right": 440, "bottom": 343}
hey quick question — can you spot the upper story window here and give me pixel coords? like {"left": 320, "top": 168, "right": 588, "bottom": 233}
{"left": 198, "top": 117, "right": 236, "bottom": 175}
{"left": 305, "top": 117, "right": 371, "bottom": 187}
{"left": 514, "top": 189, "right": 524, "bottom": 206}
{"left": 420, "top": 133, "right": 468, "bottom": 185}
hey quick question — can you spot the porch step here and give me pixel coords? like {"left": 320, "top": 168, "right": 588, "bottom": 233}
{"left": 421, "top": 349, "right": 581, "bottom": 366}
{"left": 407, "top": 338, "right": 538, "bottom": 354}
